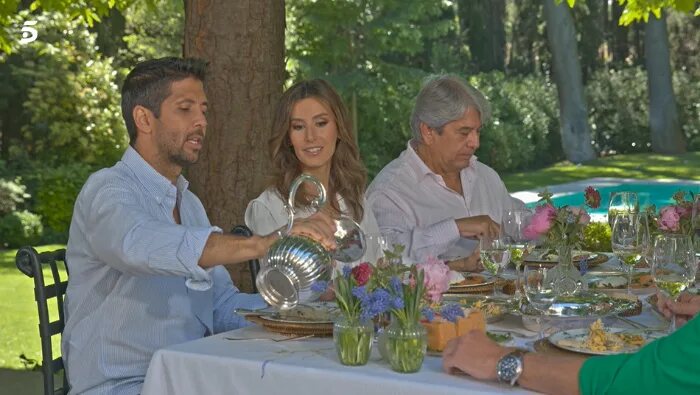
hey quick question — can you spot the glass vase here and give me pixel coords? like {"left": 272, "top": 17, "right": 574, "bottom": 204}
{"left": 333, "top": 316, "right": 373, "bottom": 366}
{"left": 385, "top": 320, "right": 427, "bottom": 373}
{"left": 546, "top": 245, "right": 583, "bottom": 296}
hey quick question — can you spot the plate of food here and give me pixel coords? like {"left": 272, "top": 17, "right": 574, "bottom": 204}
{"left": 520, "top": 291, "right": 639, "bottom": 318}
{"left": 549, "top": 319, "right": 662, "bottom": 355}
{"left": 586, "top": 271, "right": 655, "bottom": 291}
{"left": 448, "top": 272, "right": 496, "bottom": 288}
{"left": 523, "top": 249, "right": 608, "bottom": 268}
{"left": 441, "top": 294, "right": 518, "bottom": 323}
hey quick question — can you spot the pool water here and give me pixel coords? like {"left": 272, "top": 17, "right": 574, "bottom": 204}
{"left": 525, "top": 182, "right": 699, "bottom": 215}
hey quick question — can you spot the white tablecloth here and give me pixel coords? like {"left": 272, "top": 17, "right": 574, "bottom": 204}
{"left": 142, "top": 255, "right": 669, "bottom": 395}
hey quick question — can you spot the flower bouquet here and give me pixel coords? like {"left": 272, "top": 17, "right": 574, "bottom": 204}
{"left": 522, "top": 187, "right": 600, "bottom": 295}
{"left": 312, "top": 263, "right": 387, "bottom": 366}
{"left": 378, "top": 257, "right": 463, "bottom": 373}
{"left": 645, "top": 190, "right": 697, "bottom": 237}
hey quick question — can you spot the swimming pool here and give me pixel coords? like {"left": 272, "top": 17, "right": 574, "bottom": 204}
{"left": 517, "top": 179, "right": 700, "bottom": 219}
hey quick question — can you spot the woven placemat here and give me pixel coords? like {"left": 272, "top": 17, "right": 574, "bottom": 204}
{"left": 246, "top": 314, "right": 334, "bottom": 337}
{"left": 446, "top": 279, "right": 515, "bottom": 294}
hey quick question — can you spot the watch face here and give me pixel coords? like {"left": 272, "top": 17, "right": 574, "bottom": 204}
{"left": 497, "top": 353, "right": 523, "bottom": 384}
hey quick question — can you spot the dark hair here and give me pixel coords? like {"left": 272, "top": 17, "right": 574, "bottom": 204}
{"left": 121, "top": 57, "right": 208, "bottom": 145}
{"left": 268, "top": 79, "right": 367, "bottom": 221}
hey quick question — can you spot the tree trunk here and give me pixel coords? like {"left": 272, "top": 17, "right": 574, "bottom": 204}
{"left": 184, "top": 0, "right": 285, "bottom": 291}
{"left": 644, "top": 12, "right": 686, "bottom": 154}
{"left": 543, "top": 0, "right": 596, "bottom": 164}
{"left": 457, "top": 0, "right": 505, "bottom": 72}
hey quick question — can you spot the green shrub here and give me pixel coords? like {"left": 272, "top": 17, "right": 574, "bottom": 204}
{"left": 33, "top": 163, "right": 94, "bottom": 235}
{"left": 0, "top": 178, "right": 30, "bottom": 215}
{"left": 583, "top": 222, "right": 612, "bottom": 252}
{"left": 0, "top": 210, "right": 43, "bottom": 248}
{"left": 470, "top": 71, "right": 563, "bottom": 173}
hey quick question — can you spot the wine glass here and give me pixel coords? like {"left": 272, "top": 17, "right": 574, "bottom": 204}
{"left": 611, "top": 213, "right": 647, "bottom": 294}
{"left": 652, "top": 234, "right": 695, "bottom": 333}
{"left": 608, "top": 191, "right": 639, "bottom": 229}
{"left": 480, "top": 236, "right": 510, "bottom": 295}
{"left": 364, "top": 233, "right": 390, "bottom": 265}
{"left": 502, "top": 208, "right": 536, "bottom": 299}
{"left": 523, "top": 264, "right": 556, "bottom": 340}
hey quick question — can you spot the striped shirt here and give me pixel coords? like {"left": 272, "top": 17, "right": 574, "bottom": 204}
{"left": 62, "top": 146, "right": 265, "bottom": 394}
{"left": 366, "top": 140, "right": 524, "bottom": 263}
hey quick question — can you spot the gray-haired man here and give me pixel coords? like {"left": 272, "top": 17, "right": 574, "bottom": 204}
{"left": 367, "top": 75, "right": 524, "bottom": 270}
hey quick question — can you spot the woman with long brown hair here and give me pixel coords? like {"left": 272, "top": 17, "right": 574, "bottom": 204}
{"left": 245, "top": 79, "right": 382, "bottom": 267}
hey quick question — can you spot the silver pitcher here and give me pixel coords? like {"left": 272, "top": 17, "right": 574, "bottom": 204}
{"left": 256, "top": 174, "right": 367, "bottom": 309}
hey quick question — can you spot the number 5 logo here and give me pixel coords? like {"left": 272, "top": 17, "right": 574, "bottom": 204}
{"left": 19, "top": 20, "right": 38, "bottom": 44}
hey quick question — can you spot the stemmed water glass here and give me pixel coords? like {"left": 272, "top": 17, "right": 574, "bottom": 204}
{"left": 502, "top": 209, "right": 536, "bottom": 300}
{"left": 480, "top": 236, "right": 510, "bottom": 295}
{"left": 652, "top": 234, "right": 695, "bottom": 333}
{"left": 523, "top": 264, "right": 556, "bottom": 340}
{"left": 608, "top": 191, "right": 639, "bottom": 229}
{"left": 611, "top": 212, "right": 648, "bottom": 294}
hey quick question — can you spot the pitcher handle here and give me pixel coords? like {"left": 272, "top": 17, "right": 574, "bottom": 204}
{"left": 284, "top": 174, "right": 327, "bottom": 235}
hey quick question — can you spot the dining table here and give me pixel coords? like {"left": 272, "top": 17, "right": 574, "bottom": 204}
{"left": 141, "top": 255, "right": 670, "bottom": 395}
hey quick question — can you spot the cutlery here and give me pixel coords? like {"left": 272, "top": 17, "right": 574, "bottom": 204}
{"left": 224, "top": 334, "right": 314, "bottom": 342}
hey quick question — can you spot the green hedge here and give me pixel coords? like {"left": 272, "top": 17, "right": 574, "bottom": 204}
{"left": 0, "top": 210, "right": 43, "bottom": 248}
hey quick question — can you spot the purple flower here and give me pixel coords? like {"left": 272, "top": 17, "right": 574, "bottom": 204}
{"left": 440, "top": 303, "right": 465, "bottom": 323}
{"left": 310, "top": 280, "right": 328, "bottom": 293}
{"left": 342, "top": 265, "right": 353, "bottom": 278}
{"left": 352, "top": 286, "right": 369, "bottom": 303}
{"left": 421, "top": 307, "right": 435, "bottom": 322}
{"left": 360, "top": 288, "right": 391, "bottom": 321}
{"left": 578, "top": 257, "right": 588, "bottom": 275}
{"left": 390, "top": 276, "right": 403, "bottom": 296}
{"left": 392, "top": 296, "right": 404, "bottom": 310}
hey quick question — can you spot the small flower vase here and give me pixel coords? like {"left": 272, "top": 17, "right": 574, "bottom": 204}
{"left": 385, "top": 319, "right": 427, "bottom": 373}
{"left": 333, "top": 316, "right": 373, "bottom": 366}
{"left": 547, "top": 245, "right": 583, "bottom": 296}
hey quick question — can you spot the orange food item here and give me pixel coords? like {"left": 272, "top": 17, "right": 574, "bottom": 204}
{"left": 459, "top": 274, "right": 485, "bottom": 286}
{"left": 423, "top": 309, "right": 486, "bottom": 351}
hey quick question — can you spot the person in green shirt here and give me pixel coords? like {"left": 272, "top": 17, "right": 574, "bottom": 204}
{"left": 443, "top": 293, "right": 700, "bottom": 394}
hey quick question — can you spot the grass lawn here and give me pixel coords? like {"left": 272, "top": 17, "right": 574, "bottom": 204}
{"left": 0, "top": 245, "right": 66, "bottom": 370}
{"left": 502, "top": 151, "right": 700, "bottom": 191}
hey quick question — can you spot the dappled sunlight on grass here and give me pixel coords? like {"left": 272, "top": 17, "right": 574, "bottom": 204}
{"left": 504, "top": 152, "right": 700, "bottom": 191}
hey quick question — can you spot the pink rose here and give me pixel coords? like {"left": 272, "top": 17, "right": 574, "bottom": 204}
{"left": 351, "top": 262, "right": 373, "bottom": 286}
{"left": 658, "top": 206, "right": 681, "bottom": 232}
{"left": 675, "top": 204, "right": 692, "bottom": 219}
{"left": 523, "top": 204, "right": 556, "bottom": 240}
{"left": 567, "top": 206, "right": 591, "bottom": 225}
{"left": 417, "top": 256, "right": 450, "bottom": 304}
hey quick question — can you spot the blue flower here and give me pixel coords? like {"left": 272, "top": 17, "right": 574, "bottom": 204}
{"left": 578, "top": 258, "right": 588, "bottom": 275}
{"left": 440, "top": 303, "right": 465, "bottom": 323}
{"left": 392, "top": 296, "right": 404, "bottom": 310}
{"left": 421, "top": 307, "right": 435, "bottom": 322}
{"left": 352, "top": 286, "right": 369, "bottom": 303}
{"left": 389, "top": 276, "right": 403, "bottom": 296}
{"left": 310, "top": 280, "right": 328, "bottom": 293}
{"left": 342, "top": 265, "right": 352, "bottom": 278}
{"left": 359, "top": 288, "right": 391, "bottom": 321}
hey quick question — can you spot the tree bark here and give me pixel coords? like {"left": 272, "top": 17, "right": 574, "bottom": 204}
{"left": 543, "top": 0, "right": 596, "bottom": 164}
{"left": 184, "top": 0, "right": 285, "bottom": 291}
{"left": 457, "top": 0, "right": 505, "bottom": 72}
{"left": 644, "top": 12, "right": 685, "bottom": 154}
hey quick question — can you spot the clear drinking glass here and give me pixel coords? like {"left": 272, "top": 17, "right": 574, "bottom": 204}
{"left": 480, "top": 236, "right": 510, "bottom": 295}
{"left": 652, "top": 234, "right": 695, "bottom": 333}
{"left": 523, "top": 264, "right": 556, "bottom": 339}
{"left": 502, "top": 209, "right": 536, "bottom": 298}
{"left": 608, "top": 191, "right": 639, "bottom": 229}
{"left": 693, "top": 195, "right": 700, "bottom": 285}
{"left": 611, "top": 213, "right": 647, "bottom": 294}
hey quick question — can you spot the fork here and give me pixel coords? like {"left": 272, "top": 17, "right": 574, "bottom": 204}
{"left": 224, "top": 334, "right": 314, "bottom": 342}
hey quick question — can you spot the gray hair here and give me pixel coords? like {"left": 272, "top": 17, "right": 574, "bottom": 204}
{"left": 409, "top": 75, "right": 492, "bottom": 142}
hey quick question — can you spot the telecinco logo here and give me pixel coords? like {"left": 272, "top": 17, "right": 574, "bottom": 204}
{"left": 19, "top": 20, "right": 38, "bottom": 44}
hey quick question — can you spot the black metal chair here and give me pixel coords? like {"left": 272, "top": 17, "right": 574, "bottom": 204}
{"left": 16, "top": 247, "right": 69, "bottom": 395}
{"left": 231, "top": 225, "right": 261, "bottom": 293}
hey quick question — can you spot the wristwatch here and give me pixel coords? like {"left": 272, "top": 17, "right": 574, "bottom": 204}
{"left": 496, "top": 350, "right": 526, "bottom": 386}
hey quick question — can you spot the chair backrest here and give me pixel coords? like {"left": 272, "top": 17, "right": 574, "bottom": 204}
{"left": 231, "top": 225, "right": 261, "bottom": 293}
{"left": 16, "top": 247, "right": 69, "bottom": 395}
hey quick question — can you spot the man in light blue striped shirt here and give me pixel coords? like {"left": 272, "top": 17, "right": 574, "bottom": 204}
{"left": 62, "top": 58, "right": 336, "bottom": 394}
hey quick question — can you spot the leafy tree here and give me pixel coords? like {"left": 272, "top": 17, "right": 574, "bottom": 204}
{"left": 6, "top": 11, "right": 127, "bottom": 168}
{"left": 120, "top": 0, "right": 183, "bottom": 65}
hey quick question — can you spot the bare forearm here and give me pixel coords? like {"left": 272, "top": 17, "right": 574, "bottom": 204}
{"left": 519, "top": 354, "right": 585, "bottom": 395}
{"left": 198, "top": 233, "right": 277, "bottom": 268}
